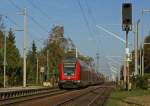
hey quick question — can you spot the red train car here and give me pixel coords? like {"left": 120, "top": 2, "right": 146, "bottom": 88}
{"left": 58, "top": 54, "right": 104, "bottom": 89}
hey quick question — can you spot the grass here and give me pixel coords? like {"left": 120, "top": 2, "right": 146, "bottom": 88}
{"left": 106, "top": 89, "right": 150, "bottom": 106}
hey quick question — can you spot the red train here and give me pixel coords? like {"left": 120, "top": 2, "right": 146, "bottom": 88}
{"left": 58, "top": 54, "right": 104, "bottom": 89}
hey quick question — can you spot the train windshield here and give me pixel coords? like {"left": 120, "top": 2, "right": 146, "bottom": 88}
{"left": 64, "top": 56, "right": 76, "bottom": 62}
{"left": 63, "top": 63, "right": 75, "bottom": 76}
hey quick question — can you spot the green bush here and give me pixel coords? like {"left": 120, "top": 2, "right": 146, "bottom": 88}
{"left": 132, "top": 75, "right": 149, "bottom": 90}
{"left": 136, "top": 77, "right": 148, "bottom": 90}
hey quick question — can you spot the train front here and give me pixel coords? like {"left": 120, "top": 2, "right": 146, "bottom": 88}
{"left": 59, "top": 56, "right": 80, "bottom": 89}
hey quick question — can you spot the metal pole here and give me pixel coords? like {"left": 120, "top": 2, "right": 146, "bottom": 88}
{"left": 47, "top": 50, "right": 49, "bottom": 81}
{"left": 36, "top": 57, "right": 39, "bottom": 84}
{"left": 134, "top": 21, "right": 139, "bottom": 75}
{"left": 125, "top": 30, "right": 129, "bottom": 90}
{"left": 141, "top": 9, "right": 144, "bottom": 77}
{"left": 140, "top": 45, "right": 142, "bottom": 75}
{"left": 23, "top": 8, "right": 27, "bottom": 87}
{"left": 3, "top": 31, "right": 7, "bottom": 88}
{"left": 124, "top": 54, "right": 126, "bottom": 86}
{"left": 96, "top": 52, "right": 100, "bottom": 72}
{"left": 75, "top": 48, "right": 78, "bottom": 58}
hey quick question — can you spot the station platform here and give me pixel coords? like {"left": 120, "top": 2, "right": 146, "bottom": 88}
{"left": 0, "top": 86, "right": 48, "bottom": 93}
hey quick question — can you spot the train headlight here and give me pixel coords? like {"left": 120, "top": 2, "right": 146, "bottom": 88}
{"left": 77, "top": 80, "right": 80, "bottom": 83}
{"left": 71, "top": 73, "right": 75, "bottom": 76}
{"left": 64, "top": 73, "right": 67, "bottom": 76}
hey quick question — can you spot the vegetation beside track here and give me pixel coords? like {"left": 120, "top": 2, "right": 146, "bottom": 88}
{"left": 106, "top": 89, "right": 150, "bottom": 106}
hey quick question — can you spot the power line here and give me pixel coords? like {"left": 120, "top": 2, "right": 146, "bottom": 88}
{"left": 5, "top": 16, "right": 18, "bottom": 26}
{"left": 29, "top": 15, "right": 49, "bottom": 33}
{"left": 8, "top": 0, "right": 49, "bottom": 33}
{"left": 4, "top": 13, "right": 46, "bottom": 41}
{"left": 76, "top": 0, "right": 106, "bottom": 73}
{"left": 84, "top": 0, "right": 103, "bottom": 48}
{"left": 84, "top": 0, "right": 96, "bottom": 25}
{"left": 7, "top": 0, "right": 49, "bottom": 48}
{"left": 0, "top": 9, "right": 43, "bottom": 41}
{"left": 80, "top": 0, "right": 106, "bottom": 57}
{"left": 83, "top": 0, "right": 107, "bottom": 73}
{"left": 84, "top": 0, "right": 99, "bottom": 47}
{"left": 84, "top": 0, "right": 104, "bottom": 49}
{"left": 26, "top": 0, "right": 50, "bottom": 20}
{"left": 3, "top": 13, "right": 46, "bottom": 50}
{"left": 8, "top": 0, "right": 21, "bottom": 10}
{"left": 76, "top": 0, "right": 97, "bottom": 44}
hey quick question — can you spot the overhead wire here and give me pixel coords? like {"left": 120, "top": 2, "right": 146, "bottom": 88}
{"left": 29, "top": 16, "right": 49, "bottom": 33}
{"left": 84, "top": 0, "right": 102, "bottom": 49}
{"left": 5, "top": 16, "right": 18, "bottom": 26}
{"left": 80, "top": 0, "right": 105, "bottom": 56}
{"left": 6, "top": 15, "right": 46, "bottom": 45}
{"left": 8, "top": 0, "right": 49, "bottom": 33}
{"left": 26, "top": 0, "right": 50, "bottom": 21}
{"left": 76, "top": 0, "right": 106, "bottom": 74}
{"left": 8, "top": 0, "right": 21, "bottom": 10}
{"left": 7, "top": 0, "right": 48, "bottom": 47}
{"left": 4, "top": 15, "right": 45, "bottom": 48}
{"left": 76, "top": 0, "right": 97, "bottom": 45}
{"left": 84, "top": 0, "right": 104, "bottom": 53}
{"left": 83, "top": 0, "right": 107, "bottom": 73}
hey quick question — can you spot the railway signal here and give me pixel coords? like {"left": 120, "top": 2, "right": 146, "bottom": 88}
{"left": 122, "top": 3, "right": 132, "bottom": 91}
{"left": 122, "top": 3, "right": 132, "bottom": 31}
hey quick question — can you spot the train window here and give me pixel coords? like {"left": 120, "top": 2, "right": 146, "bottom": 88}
{"left": 64, "top": 66, "right": 75, "bottom": 76}
{"left": 64, "top": 56, "right": 76, "bottom": 62}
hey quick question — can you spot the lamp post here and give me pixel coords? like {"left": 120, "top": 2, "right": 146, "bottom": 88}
{"left": 141, "top": 9, "right": 150, "bottom": 77}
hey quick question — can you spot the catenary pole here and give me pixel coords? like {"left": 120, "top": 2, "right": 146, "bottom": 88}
{"left": 23, "top": 8, "right": 27, "bottom": 87}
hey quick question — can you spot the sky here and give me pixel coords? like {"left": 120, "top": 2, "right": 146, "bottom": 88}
{"left": 0, "top": 0, "right": 150, "bottom": 77}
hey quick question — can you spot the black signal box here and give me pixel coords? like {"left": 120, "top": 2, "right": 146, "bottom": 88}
{"left": 122, "top": 3, "right": 132, "bottom": 31}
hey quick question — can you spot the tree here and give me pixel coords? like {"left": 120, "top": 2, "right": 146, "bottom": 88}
{"left": 38, "top": 25, "right": 66, "bottom": 84}
{"left": 49, "top": 25, "right": 75, "bottom": 50}
{"left": 37, "top": 25, "right": 77, "bottom": 85}
{"left": 0, "top": 16, "right": 5, "bottom": 87}
{"left": 7, "top": 29, "right": 20, "bottom": 69}
{"left": 0, "top": 30, "right": 4, "bottom": 87}
{"left": 0, "top": 31, "right": 4, "bottom": 68}
{"left": 30, "top": 40, "right": 37, "bottom": 65}
{"left": 6, "top": 29, "right": 21, "bottom": 86}
{"left": 48, "top": 41, "right": 65, "bottom": 71}
{"left": 27, "top": 40, "right": 37, "bottom": 84}
{"left": 7, "top": 28, "right": 15, "bottom": 44}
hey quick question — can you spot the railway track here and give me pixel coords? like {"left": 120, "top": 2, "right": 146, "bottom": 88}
{"left": 0, "top": 84, "right": 113, "bottom": 106}
{"left": 55, "top": 85, "right": 113, "bottom": 106}
{"left": 0, "top": 88, "right": 69, "bottom": 106}
{"left": 88, "top": 87, "right": 112, "bottom": 106}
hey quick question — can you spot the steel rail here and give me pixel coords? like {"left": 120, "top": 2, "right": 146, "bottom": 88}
{"left": 89, "top": 87, "right": 112, "bottom": 106}
{"left": 55, "top": 86, "right": 110, "bottom": 106}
